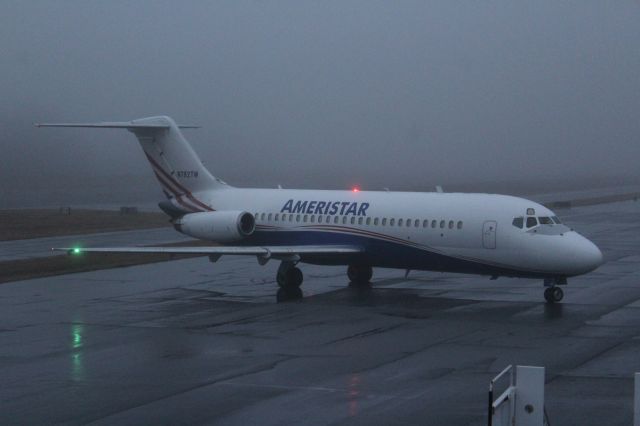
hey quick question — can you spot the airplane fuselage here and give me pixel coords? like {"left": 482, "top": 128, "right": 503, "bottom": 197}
{"left": 179, "top": 188, "right": 602, "bottom": 280}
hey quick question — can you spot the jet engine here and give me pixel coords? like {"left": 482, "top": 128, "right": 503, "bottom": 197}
{"left": 174, "top": 211, "right": 255, "bottom": 242}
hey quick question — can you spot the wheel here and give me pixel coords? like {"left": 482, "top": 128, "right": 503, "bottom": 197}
{"left": 285, "top": 267, "right": 303, "bottom": 288}
{"left": 551, "top": 286, "right": 564, "bottom": 302}
{"left": 347, "top": 265, "right": 358, "bottom": 282}
{"left": 544, "top": 286, "right": 564, "bottom": 303}
{"left": 277, "top": 265, "right": 303, "bottom": 289}
{"left": 347, "top": 265, "right": 373, "bottom": 284}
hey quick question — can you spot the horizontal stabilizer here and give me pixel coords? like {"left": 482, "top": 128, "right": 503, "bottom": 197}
{"left": 34, "top": 122, "right": 199, "bottom": 129}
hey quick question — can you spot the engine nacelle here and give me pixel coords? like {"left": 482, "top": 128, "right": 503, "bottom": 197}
{"left": 174, "top": 211, "right": 255, "bottom": 242}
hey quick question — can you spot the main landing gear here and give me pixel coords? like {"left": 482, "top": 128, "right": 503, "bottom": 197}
{"left": 347, "top": 264, "right": 373, "bottom": 286}
{"left": 276, "top": 261, "right": 303, "bottom": 302}
{"left": 543, "top": 277, "right": 567, "bottom": 304}
{"left": 275, "top": 262, "right": 374, "bottom": 302}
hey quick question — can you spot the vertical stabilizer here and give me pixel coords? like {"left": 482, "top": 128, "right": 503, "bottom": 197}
{"left": 36, "top": 115, "right": 228, "bottom": 213}
{"left": 127, "top": 116, "right": 227, "bottom": 211}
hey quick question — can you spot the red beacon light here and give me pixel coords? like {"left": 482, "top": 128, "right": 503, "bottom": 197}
{"left": 352, "top": 187, "right": 360, "bottom": 193}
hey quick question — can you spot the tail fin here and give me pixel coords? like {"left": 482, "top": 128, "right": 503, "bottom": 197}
{"left": 36, "top": 116, "right": 228, "bottom": 212}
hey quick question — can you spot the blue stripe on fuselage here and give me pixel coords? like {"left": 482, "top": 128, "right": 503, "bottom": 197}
{"left": 239, "top": 228, "right": 545, "bottom": 278}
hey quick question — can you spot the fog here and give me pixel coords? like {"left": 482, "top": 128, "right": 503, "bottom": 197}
{"left": 2, "top": 1, "right": 639, "bottom": 208}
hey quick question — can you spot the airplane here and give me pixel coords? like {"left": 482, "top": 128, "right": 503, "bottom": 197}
{"left": 36, "top": 115, "right": 603, "bottom": 303}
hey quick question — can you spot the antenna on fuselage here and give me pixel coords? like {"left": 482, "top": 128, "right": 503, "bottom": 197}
{"left": 436, "top": 185, "right": 444, "bottom": 193}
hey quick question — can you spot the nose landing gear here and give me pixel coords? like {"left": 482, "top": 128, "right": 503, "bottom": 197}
{"left": 544, "top": 277, "right": 567, "bottom": 303}
{"left": 544, "top": 286, "right": 564, "bottom": 303}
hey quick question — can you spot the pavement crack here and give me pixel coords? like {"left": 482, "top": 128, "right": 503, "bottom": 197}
{"left": 324, "top": 322, "right": 408, "bottom": 344}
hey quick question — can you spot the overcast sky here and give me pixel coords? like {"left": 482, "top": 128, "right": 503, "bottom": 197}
{"left": 2, "top": 1, "right": 639, "bottom": 207}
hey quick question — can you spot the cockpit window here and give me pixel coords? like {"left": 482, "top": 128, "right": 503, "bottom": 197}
{"left": 512, "top": 217, "right": 524, "bottom": 229}
{"left": 526, "top": 217, "right": 538, "bottom": 228}
{"left": 552, "top": 216, "right": 562, "bottom": 224}
{"left": 538, "top": 216, "right": 553, "bottom": 225}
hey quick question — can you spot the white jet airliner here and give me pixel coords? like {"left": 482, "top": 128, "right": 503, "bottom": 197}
{"left": 37, "top": 116, "right": 603, "bottom": 303}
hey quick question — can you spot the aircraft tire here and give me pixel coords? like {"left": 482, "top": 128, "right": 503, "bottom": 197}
{"left": 278, "top": 267, "right": 303, "bottom": 289}
{"left": 551, "top": 286, "right": 564, "bottom": 302}
{"left": 286, "top": 267, "right": 303, "bottom": 289}
{"left": 544, "top": 286, "right": 564, "bottom": 303}
{"left": 347, "top": 265, "right": 373, "bottom": 284}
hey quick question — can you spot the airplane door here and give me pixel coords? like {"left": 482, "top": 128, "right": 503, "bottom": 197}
{"left": 482, "top": 221, "right": 497, "bottom": 249}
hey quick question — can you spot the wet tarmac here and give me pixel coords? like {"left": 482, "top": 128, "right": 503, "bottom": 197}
{"left": 1, "top": 200, "right": 640, "bottom": 425}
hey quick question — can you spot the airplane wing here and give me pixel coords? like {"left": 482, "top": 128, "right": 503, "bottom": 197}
{"left": 54, "top": 245, "right": 363, "bottom": 263}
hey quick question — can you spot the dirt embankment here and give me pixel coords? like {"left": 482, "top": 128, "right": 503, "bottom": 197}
{"left": 0, "top": 209, "right": 171, "bottom": 241}
{"left": 0, "top": 240, "right": 214, "bottom": 284}
{"left": 0, "top": 209, "right": 214, "bottom": 284}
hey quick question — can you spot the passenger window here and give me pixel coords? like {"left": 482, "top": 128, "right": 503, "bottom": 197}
{"left": 357, "top": 217, "right": 363, "bottom": 225}
{"left": 423, "top": 220, "right": 428, "bottom": 228}
{"left": 390, "top": 218, "right": 395, "bottom": 226}
{"left": 310, "top": 215, "right": 315, "bottom": 223}
{"left": 406, "top": 219, "right": 411, "bottom": 227}
{"left": 351, "top": 217, "right": 355, "bottom": 225}
{"left": 303, "top": 215, "right": 308, "bottom": 222}
{"left": 318, "top": 215, "right": 323, "bottom": 223}
{"left": 539, "top": 217, "right": 553, "bottom": 225}
{"left": 268, "top": 213, "right": 272, "bottom": 221}
{"left": 342, "top": 216, "right": 347, "bottom": 224}
{"left": 431, "top": 220, "right": 437, "bottom": 228}
{"left": 448, "top": 220, "right": 454, "bottom": 229}
{"left": 274, "top": 214, "right": 279, "bottom": 221}
{"left": 512, "top": 217, "right": 524, "bottom": 229}
{"left": 398, "top": 219, "right": 403, "bottom": 226}
{"left": 382, "top": 218, "right": 387, "bottom": 226}
{"left": 440, "top": 220, "right": 445, "bottom": 229}
{"left": 366, "top": 217, "right": 371, "bottom": 225}
{"left": 289, "top": 214, "right": 294, "bottom": 221}
{"left": 457, "top": 221, "right": 463, "bottom": 230}
{"left": 334, "top": 216, "right": 339, "bottom": 224}
{"left": 552, "top": 216, "right": 562, "bottom": 224}
{"left": 373, "top": 218, "right": 379, "bottom": 226}
{"left": 296, "top": 214, "right": 300, "bottom": 222}
{"left": 526, "top": 217, "right": 538, "bottom": 228}
{"left": 414, "top": 219, "right": 420, "bottom": 227}
{"left": 261, "top": 213, "right": 265, "bottom": 221}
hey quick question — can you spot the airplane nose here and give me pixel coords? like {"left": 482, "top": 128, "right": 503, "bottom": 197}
{"left": 573, "top": 235, "right": 603, "bottom": 275}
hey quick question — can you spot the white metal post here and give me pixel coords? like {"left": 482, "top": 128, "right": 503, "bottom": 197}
{"left": 514, "top": 366, "right": 545, "bottom": 426}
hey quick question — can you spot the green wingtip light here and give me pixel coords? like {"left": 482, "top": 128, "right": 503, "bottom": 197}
{"left": 72, "top": 248, "right": 81, "bottom": 255}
